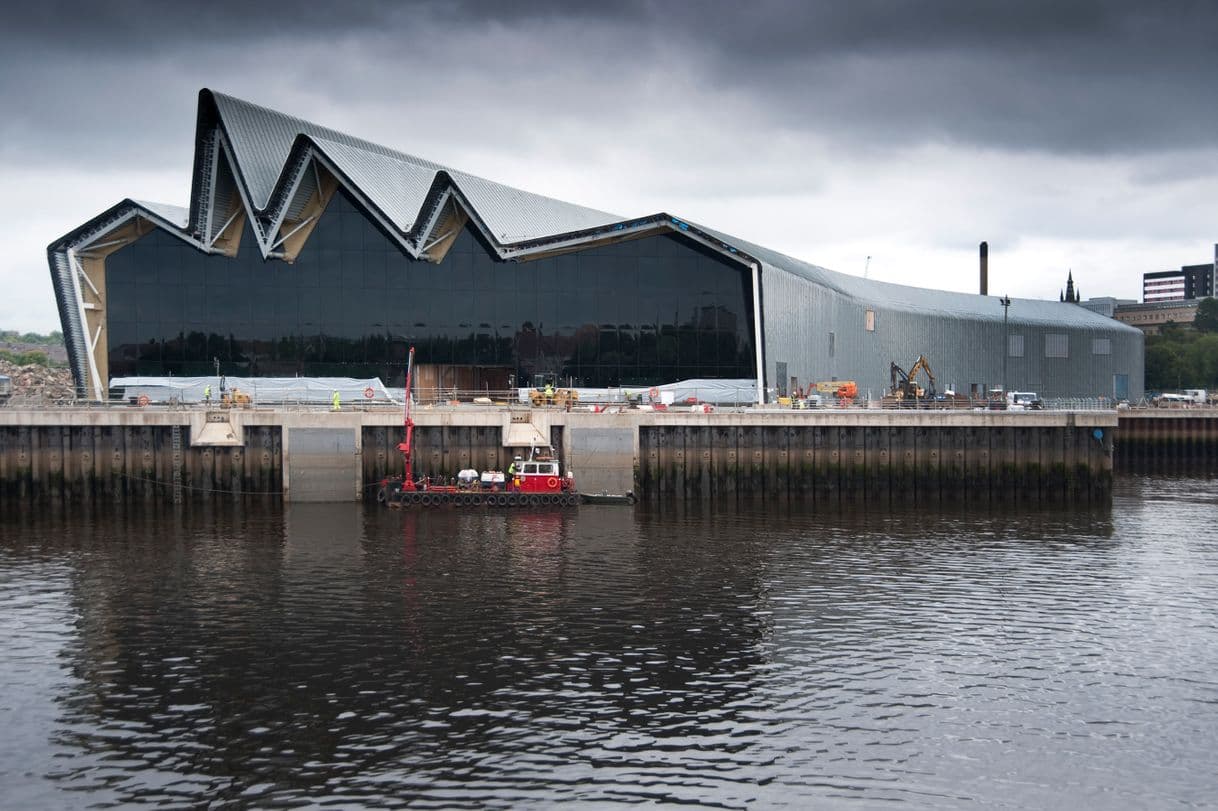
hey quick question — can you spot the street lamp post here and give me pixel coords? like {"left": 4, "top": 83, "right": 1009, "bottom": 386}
{"left": 1000, "top": 295, "right": 1012, "bottom": 394}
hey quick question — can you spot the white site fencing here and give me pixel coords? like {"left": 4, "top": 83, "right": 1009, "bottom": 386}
{"left": 0, "top": 376, "right": 1131, "bottom": 413}
{"left": 0, "top": 391, "right": 1126, "bottom": 414}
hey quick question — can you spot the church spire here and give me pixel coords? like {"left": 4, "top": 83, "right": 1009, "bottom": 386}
{"left": 1062, "top": 270, "right": 1078, "bottom": 303}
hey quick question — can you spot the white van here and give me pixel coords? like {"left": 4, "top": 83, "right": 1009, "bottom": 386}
{"left": 1006, "top": 391, "right": 1043, "bottom": 411}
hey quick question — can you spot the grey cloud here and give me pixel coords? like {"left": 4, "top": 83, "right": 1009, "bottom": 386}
{"left": 656, "top": 2, "right": 1218, "bottom": 154}
{"left": 3, "top": 0, "right": 1217, "bottom": 165}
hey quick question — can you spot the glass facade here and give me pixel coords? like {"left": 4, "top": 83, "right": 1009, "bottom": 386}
{"left": 105, "top": 190, "right": 756, "bottom": 387}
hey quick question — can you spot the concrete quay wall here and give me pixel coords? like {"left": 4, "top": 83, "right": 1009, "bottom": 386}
{"left": 0, "top": 407, "right": 1117, "bottom": 505}
{"left": 1116, "top": 409, "right": 1218, "bottom": 474}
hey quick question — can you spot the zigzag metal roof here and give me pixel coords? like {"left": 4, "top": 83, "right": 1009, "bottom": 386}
{"left": 208, "top": 90, "right": 622, "bottom": 241}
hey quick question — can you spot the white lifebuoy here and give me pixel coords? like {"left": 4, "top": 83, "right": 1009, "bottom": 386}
{"left": 546, "top": 477, "right": 559, "bottom": 489}
{"left": 137, "top": 394, "right": 150, "bottom": 407}
{"left": 648, "top": 387, "right": 659, "bottom": 398}
{"left": 363, "top": 387, "right": 375, "bottom": 399}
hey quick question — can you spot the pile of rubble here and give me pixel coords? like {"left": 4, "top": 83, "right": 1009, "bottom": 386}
{"left": 0, "top": 358, "right": 76, "bottom": 401}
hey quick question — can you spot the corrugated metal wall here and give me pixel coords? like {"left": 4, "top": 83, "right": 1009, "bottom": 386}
{"left": 761, "top": 267, "right": 1144, "bottom": 401}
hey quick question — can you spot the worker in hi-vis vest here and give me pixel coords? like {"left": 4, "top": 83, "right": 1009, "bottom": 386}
{"left": 331, "top": 390, "right": 341, "bottom": 412}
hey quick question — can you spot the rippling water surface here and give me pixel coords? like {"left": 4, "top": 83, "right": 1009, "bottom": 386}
{"left": 2, "top": 478, "right": 1218, "bottom": 808}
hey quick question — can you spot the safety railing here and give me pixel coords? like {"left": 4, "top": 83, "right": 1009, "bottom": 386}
{"left": 0, "top": 387, "right": 1134, "bottom": 414}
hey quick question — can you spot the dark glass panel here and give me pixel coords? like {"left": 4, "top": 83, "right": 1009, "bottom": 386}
{"left": 297, "top": 256, "right": 321, "bottom": 288}
{"left": 339, "top": 210, "right": 364, "bottom": 251}
{"left": 108, "top": 291, "right": 136, "bottom": 323}
{"left": 102, "top": 189, "right": 755, "bottom": 385}
{"left": 451, "top": 251, "right": 474, "bottom": 290}
{"left": 618, "top": 327, "right": 638, "bottom": 366}
{"left": 340, "top": 253, "right": 362, "bottom": 290}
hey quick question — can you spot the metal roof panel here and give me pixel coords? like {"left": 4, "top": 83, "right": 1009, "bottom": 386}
{"left": 311, "top": 137, "right": 439, "bottom": 232}
{"left": 132, "top": 200, "right": 189, "bottom": 229}
{"left": 210, "top": 90, "right": 621, "bottom": 242}
{"left": 693, "top": 222, "right": 1140, "bottom": 332}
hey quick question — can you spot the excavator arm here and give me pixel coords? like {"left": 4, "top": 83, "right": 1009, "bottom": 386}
{"left": 891, "top": 362, "right": 909, "bottom": 393}
{"left": 908, "top": 355, "right": 938, "bottom": 398}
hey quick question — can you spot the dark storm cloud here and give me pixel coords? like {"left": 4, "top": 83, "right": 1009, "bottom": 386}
{"left": 2, "top": 0, "right": 1216, "bottom": 165}
{"left": 426, "top": 0, "right": 1218, "bottom": 155}
{"left": 667, "top": 1, "right": 1218, "bottom": 154}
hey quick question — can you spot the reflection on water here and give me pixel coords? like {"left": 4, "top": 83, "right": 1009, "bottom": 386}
{"left": 1, "top": 478, "right": 1217, "bottom": 808}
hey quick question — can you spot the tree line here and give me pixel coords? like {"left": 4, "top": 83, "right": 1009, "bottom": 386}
{"left": 0, "top": 329, "right": 67, "bottom": 368}
{"left": 1144, "top": 297, "right": 1218, "bottom": 393}
{"left": 0, "top": 329, "right": 64, "bottom": 346}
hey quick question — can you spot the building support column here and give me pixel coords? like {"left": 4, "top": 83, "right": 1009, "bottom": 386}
{"left": 67, "top": 248, "right": 104, "bottom": 402}
{"left": 751, "top": 262, "right": 765, "bottom": 405}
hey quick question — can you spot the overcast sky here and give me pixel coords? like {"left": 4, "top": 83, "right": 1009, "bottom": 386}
{"left": 2, "top": 0, "right": 1216, "bottom": 332}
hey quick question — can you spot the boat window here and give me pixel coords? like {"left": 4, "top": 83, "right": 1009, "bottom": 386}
{"left": 543, "top": 463, "right": 557, "bottom": 475}
{"left": 524, "top": 463, "right": 538, "bottom": 474}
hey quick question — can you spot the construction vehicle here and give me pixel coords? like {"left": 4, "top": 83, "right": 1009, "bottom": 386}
{"left": 220, "top": 387, "right": 252, "bottom": 408}
{"left": 529, "top": 386, "right": 579, "bottom": 408}
{"left": 814, "top": 380, "right": 858, "bottom": 404}
{"left": 527, "top": 372, "right": 580, "bottom": 408}
{"left": 887, "top": 355, "right": 938, "bottom": 406}
{"left": 1006, "top": 391, "right": 1044, "bottom": 410}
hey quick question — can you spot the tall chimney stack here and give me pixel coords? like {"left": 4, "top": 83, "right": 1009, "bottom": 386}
{"left": 979, "top": 241, "right": 989, "bottom": 296}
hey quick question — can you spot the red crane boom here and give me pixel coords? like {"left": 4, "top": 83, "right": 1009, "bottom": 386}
{"left": 397, "top": 346, "right": 417, "bottom": 491}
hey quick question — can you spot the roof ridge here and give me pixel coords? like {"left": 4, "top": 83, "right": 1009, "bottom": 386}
{"left": 208, "top": 89, "right": 619, "bottom": 222}
{"left": 209, "top": 90, "right": 440, "bottom": 171}
{"left": 205, "top": 88, "right": 622, "bottom": 237}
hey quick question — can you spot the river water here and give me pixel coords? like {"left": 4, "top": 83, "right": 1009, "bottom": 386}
{"left": 2, "top": 477, "right": 1216, "bottom": 809}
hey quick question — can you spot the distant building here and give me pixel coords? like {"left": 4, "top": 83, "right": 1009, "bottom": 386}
{"left": 1081, "top": 297, "right": 1137, "bottom": 319}
{"left": 1113, "top": 300, "right": 1200, "bottom": 335}
{"left": 1143, "top": 247, "right": 1216, "bottom": 302}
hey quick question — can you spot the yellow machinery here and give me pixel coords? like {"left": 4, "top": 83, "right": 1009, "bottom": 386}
{"left": 813, "top": 380, "right": 858, "bottom": 403}
{"left": 529, "top": 387, "right": 579, "bottom": 408}
{"left": 220, "top": 387, "right": 252, "bottom": 409}
{"left": 889, "top": 355, "right": 938, "bottom": 404}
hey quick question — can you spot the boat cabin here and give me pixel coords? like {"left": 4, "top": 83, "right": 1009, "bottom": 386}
{"left": 511, "top": 453, "right": 567, "bottom": 493}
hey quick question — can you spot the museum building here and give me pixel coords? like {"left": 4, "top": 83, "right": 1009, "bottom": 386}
{"left": 49, "top": 89, "right": 1143, "bottom": 402}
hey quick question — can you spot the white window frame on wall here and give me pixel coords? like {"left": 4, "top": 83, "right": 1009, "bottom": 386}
{"left": 1008, "top": 334, "right": 1024, "bottom": 358}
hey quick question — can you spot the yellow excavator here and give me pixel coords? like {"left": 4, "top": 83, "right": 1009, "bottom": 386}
{"left": 889, "top": 355, "right": 938, "bottom": 406}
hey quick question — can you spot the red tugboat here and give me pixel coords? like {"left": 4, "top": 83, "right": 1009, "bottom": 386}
{"left": 377, "top": 347, "right": 579, "bottom": 508}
